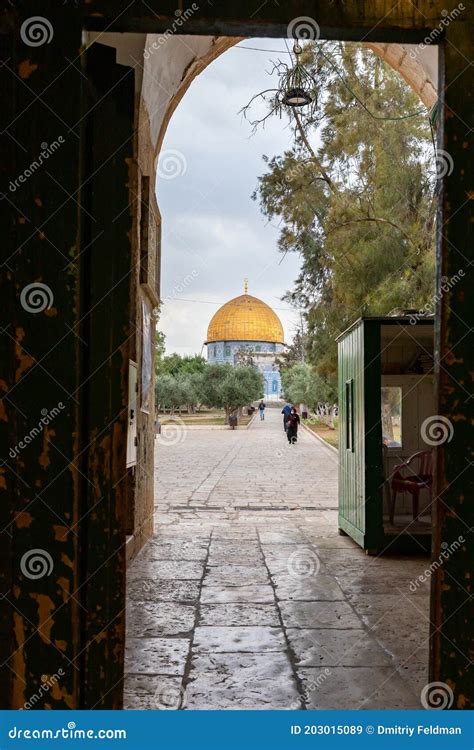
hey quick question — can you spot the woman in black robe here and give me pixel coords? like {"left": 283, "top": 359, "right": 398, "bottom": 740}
{"left": 286, "top": 407, "right": 300, "bottom": 444}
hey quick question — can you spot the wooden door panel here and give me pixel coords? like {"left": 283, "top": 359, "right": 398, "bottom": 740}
{"left": 79, "top": 42, "right": 135, "bottom": 708}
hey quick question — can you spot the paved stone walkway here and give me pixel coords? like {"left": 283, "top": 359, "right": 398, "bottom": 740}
{"left": 125, "top": 407, "right": 430, "bottom": 710}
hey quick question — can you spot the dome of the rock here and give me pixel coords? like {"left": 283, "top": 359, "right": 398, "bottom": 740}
{"left": 205, "top": 287, "right": 285, "bottom": 400}
{"left": 206, "top": 293, "right": 284, "bottom": 344}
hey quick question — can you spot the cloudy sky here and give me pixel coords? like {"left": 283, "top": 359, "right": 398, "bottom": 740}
{"left": 156, "top": 38, "right": 303, "bottom": 356}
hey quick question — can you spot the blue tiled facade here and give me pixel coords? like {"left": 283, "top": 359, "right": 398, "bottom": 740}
{"left": 206, "top": 340, "right": 284, "bottom": 399}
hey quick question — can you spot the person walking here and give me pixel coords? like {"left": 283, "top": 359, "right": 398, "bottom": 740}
{"left": 281, "top": 402, "right": 292, "bottom": 432}
{"left": 286, "top": 407, "right": 300, "bottom": 445}
{"left": 258, "top": 401, "right": 266, "bottom": 420}
{"left": 154, "top": 414, "right": 161, "bottom": 439}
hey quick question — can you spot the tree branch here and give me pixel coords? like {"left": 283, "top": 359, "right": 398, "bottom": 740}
{"left": 293, "top": 109, "right": 336, "bottom": 193}
{"left": 325, "top": 217, "right": 415, "bottom": 247}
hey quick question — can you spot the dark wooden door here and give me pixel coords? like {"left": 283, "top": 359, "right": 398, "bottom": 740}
{"left": 78, "top": 42, "right": 135, "bottom": 708}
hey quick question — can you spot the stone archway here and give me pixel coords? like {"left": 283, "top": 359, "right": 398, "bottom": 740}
{"left": 136, "top": 35, "right": 438, "bottom": 183}
{"left": 128, "top": 32, "right": 441, "bottom": 567}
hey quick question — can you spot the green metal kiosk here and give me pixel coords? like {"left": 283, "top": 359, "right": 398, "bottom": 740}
{"left": 337, "top": 316, "right": 435, "bottom": 553}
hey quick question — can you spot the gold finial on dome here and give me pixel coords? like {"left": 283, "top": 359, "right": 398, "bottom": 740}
{"left": 244, "top": 277, "right": 248, "bottom": 294}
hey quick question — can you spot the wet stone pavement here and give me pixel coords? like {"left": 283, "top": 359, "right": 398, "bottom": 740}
{"left": 124, "top": 407, "right": 430, "bottom": 710}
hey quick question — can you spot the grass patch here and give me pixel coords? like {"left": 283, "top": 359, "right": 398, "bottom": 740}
{"left": 305, "top": 421, "right": 339, "bottom": 449}
{"left": 160, "top": 413, "right": 253, "bottom": 427}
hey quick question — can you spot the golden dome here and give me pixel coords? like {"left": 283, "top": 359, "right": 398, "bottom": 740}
{"left": 206, "top": 293, "right": 284, "bottom": 344}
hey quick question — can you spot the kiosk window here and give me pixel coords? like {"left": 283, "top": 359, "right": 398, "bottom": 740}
{"left": 381, "top": 386, "right": 402, "bottom": 448}
{"left": 345, "top": 379, "right": 354, "bottom": 452}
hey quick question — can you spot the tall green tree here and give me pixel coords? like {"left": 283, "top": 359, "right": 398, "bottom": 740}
{"left": 218, "top": 366, "right": 263, "bottom": 422}
{"left": 252, "top": 42, "right": 436, "bottom": 391}
{"left": 155, "top": 372, "right": 203, "bottom": 413}
{"left": 282, "top": 362, "right": 336, "bottom": 411}
{"left": 199, "top": 364, "right": 263, "bottom": 422}
{"left": 156, "top": 352, "right": 207, "bottom": 376}
{"left": 156, "top": 365, "right": 263, "bottom": 421}
{"left": 198, "top": 364, "right": 230, "bottom": 411}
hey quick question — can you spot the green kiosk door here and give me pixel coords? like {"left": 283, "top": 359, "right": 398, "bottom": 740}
{"left": 337, "top": 319, "right": 383, "bottom": 553}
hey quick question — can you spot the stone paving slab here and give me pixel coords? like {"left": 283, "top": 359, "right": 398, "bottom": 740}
{"left": 124, "top": 675, "right": 184, "bottom": 710}
{"left": 397, "top": 663, "right": 430, "bottom": 696}
{"left": 155, "top": 527, "right": 212, "bottom": 539}
{"left": 127, "top": 601, "right": 195, "bottom": 637}
{"left": 185, "top": 653, "right": 301, "bottom": 710}
{"left": 261, "top": 543, "right": 321, "bottom": 557}
{"left": 125, "top": 637, "right": 189, "bottom": 676}
{"left": 272, "top": 573, "right": 346, "bottom": 601}
{"left": 127, "top": 579, "right": 200, "bottom": 603}
{"left": 286, "top": 628, "right": 393, "bottom": 667}
{"left": 279, "top": 600, "right": 363, "bottom": 630}
{"left": 348, "top": 593, "right": 431, "bottom": 634}
{"left": 204, "top": 565, "right": 269, "bottom": 587}
{"left": 338, "top": 577, "right": 427, "bottom": 595}
{"left": 199, "top": 603, "right": 280, "bottom": 627}
{"left": 207, "top": 550, "right": 264, "bottom": 565}
{"left": 298, "top": 667, "right": 420, "bottom": 709}
{"left": 212, "top": 531, "right": 259, "bottom": 540}
{"left": 259, "top": 531, "right": 308, "bottom": 544}
{"left": 127, "top": 560, "right": 204, "bottom": 581}
{"left": 193, "top": 626, "right": 287, "bottom": 653}
{"left": 200, "top": 584, "right": 275, "bottom": 604}
{"left": 139, "top": 541, "right": 209, "bottom": 561}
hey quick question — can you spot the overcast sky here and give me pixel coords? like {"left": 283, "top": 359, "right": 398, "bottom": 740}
{"left": 156, "top": 39, "right": 303, "bottom": 356}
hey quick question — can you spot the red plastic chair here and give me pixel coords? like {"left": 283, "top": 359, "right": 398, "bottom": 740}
{"left": 389, "top": 450, "right": 433, "bottom": 524}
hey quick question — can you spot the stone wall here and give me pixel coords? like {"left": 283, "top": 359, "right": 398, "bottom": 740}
{"left": 85, "top": 33, "right": 159, "bottom": 561}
